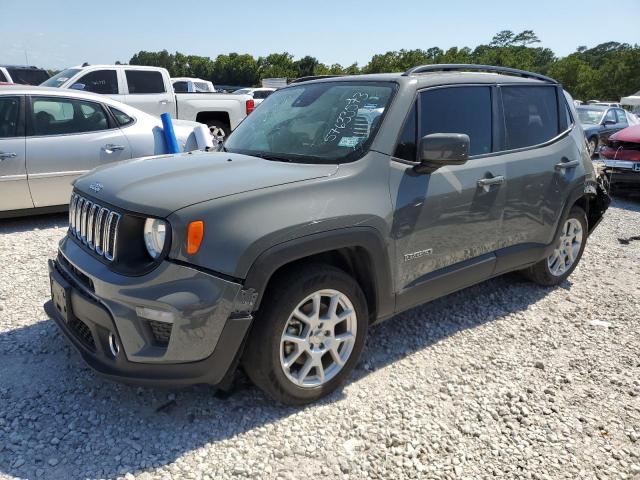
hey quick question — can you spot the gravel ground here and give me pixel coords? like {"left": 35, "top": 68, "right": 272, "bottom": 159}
{"left": 0, "top": 197, "right": 639, "bottom": 480}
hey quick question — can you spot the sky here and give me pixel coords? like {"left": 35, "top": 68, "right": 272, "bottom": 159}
{"left": 2, "top": 0, "right": 639, "bottom": 70}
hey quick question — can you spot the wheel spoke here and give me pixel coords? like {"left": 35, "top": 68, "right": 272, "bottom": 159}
{"left": 315, "top": 359, "right": 326, "bottom": 383}
{"left": 298, "top": 357, "right": 315, "bottom": 383}
{"left": 335, "top": 332, "right": 354, "bottom": 344}
{"left": 282, "top": 333, "right": 306, "bottom": 345}
{"left": 283, "top": 348, "right": 305, "bottom": 369}
{"left": 327, "top": 294, "right": 340, "bottom": 319}
{"left": 329, "top": 346, "right": 345, "bottom": 366}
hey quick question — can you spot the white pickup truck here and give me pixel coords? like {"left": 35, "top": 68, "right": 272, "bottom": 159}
{"left": 42, "top": 65, "right": 254, "bottom": 136}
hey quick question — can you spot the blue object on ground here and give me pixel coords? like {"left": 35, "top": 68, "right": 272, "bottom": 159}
{"left": 161, "top": 113, "right": 181, "bottom": 154}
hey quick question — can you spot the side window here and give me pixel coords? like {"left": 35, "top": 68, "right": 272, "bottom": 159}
{"left": 502, "top": 86, "right": 559, "bottom": 150}
{"left": 616, "top": 109, "right": 628, "bottom": 125}
{"left": 75, "top": 70, "right": 118, "bottom": 94}
{"left": 393, "top": 103, "right": 417, "bottom": 161}
{"left": 126, "top": 70, "right": 166, "bottom": 94}
{"left": 31, "top": 97, "right": 108, "bottom": 136}
{"left": 173, "top": 81, "right": 188, "bottom": 93}
{"left": 419, "top": 86, "right": 492, "bottom": 156}
{"left": 0, "top": 70, "right": 7, "bottom": 82}
{"left": 604, "top": 110, "right": 616, "bottom": 124}
{"left": 564, "top": 101, "right": 574, "bottom": 128}
{"left": 0, "top": 96, "right": 20, "bottom": 138}
{"left": 110, "top": 107, "right": 134, "bottom": 126}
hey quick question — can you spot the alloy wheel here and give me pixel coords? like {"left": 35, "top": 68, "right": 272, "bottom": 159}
{"left": 279, "top": 289, "right": 357, "bottom": 388}
{"left": 547, "top": 218, "right": 583, "bottom": 277}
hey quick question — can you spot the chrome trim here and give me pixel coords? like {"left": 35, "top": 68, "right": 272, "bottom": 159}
{"left": 66, "top": 193, "right": 120, "bottom": 262}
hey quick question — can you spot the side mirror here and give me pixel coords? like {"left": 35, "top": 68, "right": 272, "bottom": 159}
{"left": 70, "top": 83, "right": 85, "bottom": 90}
{"left": 414, "top": 133, "right": 470, "bottom": 174}
{"left": 602, "top": 118, "right": 616, "bottom": 126}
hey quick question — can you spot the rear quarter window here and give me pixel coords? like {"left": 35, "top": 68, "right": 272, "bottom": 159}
{"left": 502, "top": 86, "right": 559, "bottom": 150}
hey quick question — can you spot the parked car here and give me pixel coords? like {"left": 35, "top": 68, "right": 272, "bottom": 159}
{"left": 172, "top": 77, "right": 216, "bottom": 93}
{"left": 232, "top": 87, "right": 276, "bottom": 105}
{"left": 576, "top": 105, "right": 631, "bottom": 155}
{"left": 47, "top": 65, "right": 609, "bottom": 405}
{"left": 0, "top": 65, "right": 50, "bottom": 85}
{"left": 599, "top": 124, "right": 640, "bottom": 193}
{"left": 0, "top": 85, "right": 203, "bottom": 218}
{"left": 41, "top": 65, "right": 253, "bottom": 137}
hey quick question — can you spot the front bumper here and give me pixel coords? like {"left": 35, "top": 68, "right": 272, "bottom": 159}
{"left": 597, "top": 158, "right": 640, "bottom": 188}
{"left": 47, "top": 236, "right": 253, "bottom": 387}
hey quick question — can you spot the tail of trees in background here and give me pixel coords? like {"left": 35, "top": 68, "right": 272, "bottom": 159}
{"left": 129, "top": 30, "right": 640, "bottom": 100}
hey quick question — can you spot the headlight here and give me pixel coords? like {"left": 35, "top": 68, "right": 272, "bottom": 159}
{"left": 143, "top": 218, "right": 167, "bottom": 259}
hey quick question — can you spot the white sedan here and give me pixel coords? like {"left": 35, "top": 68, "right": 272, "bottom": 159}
{"left": 0, "top": 85, "right": 203, "bottom": 218}
{"left": 232, "top": 87, "right": 276, "bottom": 105}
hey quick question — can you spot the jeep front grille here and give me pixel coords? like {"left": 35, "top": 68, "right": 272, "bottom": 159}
{"left": 69, "top": 193, "right": 120, "bottom": 261}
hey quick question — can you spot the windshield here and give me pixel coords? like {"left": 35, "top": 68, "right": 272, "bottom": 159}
{"left": 40, "top": 68, "right": 81, "bottom": 87}
{"left": 233, "top": 88, "right": 251, "bottom": 95}
{"left": 576, "top": 107, "right": 605, "bottom": 125}
{"left": 225, "top": 81, "right": 395, "bottom": 163}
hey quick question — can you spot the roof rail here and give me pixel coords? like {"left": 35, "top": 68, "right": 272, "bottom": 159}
{"left": 402, "top": 64, "right": 558, "bottom": 84}
{"left": 289, "top": 74, "right": 344, "bottom": 84}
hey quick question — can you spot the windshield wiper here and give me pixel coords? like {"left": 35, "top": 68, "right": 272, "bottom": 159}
{"left": 250, "top": 152, "right": 294, "bottom": 162}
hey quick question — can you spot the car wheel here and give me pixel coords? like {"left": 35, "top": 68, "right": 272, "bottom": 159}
{"left": 242, "top": 265, "right": 368, "bottom": 405}
{"left": 588, "top": 137, "right": 598, "bottom": 157}
{"left": 522, "top": 206, "right": 588, "bottom": 286}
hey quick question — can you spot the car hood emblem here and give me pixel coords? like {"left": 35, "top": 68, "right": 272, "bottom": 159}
{"left": 89, "top": 182, "right": 104, "bottom": 193}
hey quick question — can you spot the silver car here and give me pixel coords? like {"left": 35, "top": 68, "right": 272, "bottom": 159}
{"left": 0, "top": 86, "right": 202, "bottom": 218}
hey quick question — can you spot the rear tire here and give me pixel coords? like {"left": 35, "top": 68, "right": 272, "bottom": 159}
{"left": 522, "top": 206, "right": 588, "bottom": 286}
{"left": 242, "top": 265, "right": 368, "bottom": 405}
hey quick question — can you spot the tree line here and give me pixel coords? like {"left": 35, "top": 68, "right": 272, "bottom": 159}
{"left": 128, "top": 30, "right": 640, "bottom": 100}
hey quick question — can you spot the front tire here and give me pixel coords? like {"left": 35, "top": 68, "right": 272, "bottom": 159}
{"left": 522, "top": 206, "right": 588, "bottom": 286}
{"left": 242, "top": 265, "right": 368, "bottom": 405}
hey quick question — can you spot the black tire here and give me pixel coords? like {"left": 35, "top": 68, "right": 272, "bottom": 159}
{"left": 206, "top": 120, "right": 229, "bottom": 139}
{"left": 588, "top": 136, "right": 598, "bottom": 157}
{"left": 242, "top": 264, "right": 368, "bottom": 405}
{"left": 521, "top": 206, "right": 588, "bottom": 286}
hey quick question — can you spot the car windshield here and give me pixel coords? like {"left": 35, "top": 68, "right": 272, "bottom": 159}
{"left": 233, "top": 88, "right": 251, "bottom": 95}
{"left": 225, "top": 81, "right": 395, "bottom": 163}
{"left": 7, "top": 68, "right": 50, "bottom": 85}
{"left": 576, "top": 107, "right": 605, "bottom": 125}
{"left": 40, "top": 68, "right": 81, "bottom": 87}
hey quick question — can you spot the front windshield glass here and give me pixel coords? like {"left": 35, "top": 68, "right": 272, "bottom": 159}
{"left": 576, "top": 107, "right": 605, "bottom": 125}
{"left": 40, "top": 68, "right": 81, "bottom": 87}
{"left": 225, "top": 81, "right": 395, "bottom": 163}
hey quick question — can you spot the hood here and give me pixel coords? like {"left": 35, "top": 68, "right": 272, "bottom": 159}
{"left": 610, "top": 125, "right": 640, "bottom": 143}
{"left": 73, "top": 151, "right": 338, "bottom": 217}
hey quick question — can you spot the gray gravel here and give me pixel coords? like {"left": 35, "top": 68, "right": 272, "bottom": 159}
{"left": 0, "top": 198, "right": 639, "bottom": 480}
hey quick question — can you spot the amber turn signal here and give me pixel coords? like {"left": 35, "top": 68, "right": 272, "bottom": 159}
{"left": 187, "top": 221, "right": 204, "bottom": 255}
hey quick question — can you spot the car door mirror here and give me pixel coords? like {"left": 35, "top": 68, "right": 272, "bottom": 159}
{"left": 603, "top": 119, "right": 616, "bottom": 126}
{"left": 414, "top": 133, "right": 470, "bottom": 174}
{"left": 70, "top": 83, "right": 86, "bottom": 90}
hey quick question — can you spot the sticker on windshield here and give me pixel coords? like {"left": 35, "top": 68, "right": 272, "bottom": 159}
{"left": 338, "top": 136, "right": 361, "bottom": 148}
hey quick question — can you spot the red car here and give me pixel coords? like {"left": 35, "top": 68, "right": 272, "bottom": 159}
{"left": 600, "top": 125, "right": 640, "bottom": 192}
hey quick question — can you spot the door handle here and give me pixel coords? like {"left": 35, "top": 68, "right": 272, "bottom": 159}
{"left": 0, "top": 152, "right": 17, "bottom": 161}
{"left": 159, "top": 100, "right": 169, "bottom": 105}
{"left": 102, "top": 144, "right": 125, "bottom": 154}
{"left": 477, "top": 175, "right": 505, "bottom": 192}
{"left": 555, "top": 159, "right": 580, "bottom": 171}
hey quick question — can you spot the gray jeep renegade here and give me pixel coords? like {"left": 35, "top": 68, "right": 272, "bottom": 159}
{"left": 48, "top": 65, "right": 610, "bottom": 405}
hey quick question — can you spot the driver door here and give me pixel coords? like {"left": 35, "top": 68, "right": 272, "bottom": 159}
{"left": 390, "top": 86, "right": 506, "bottom": 311}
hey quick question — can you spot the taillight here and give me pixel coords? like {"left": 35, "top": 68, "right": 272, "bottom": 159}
{"left": 246, "top": 99, "right": 255, "bottom": 115}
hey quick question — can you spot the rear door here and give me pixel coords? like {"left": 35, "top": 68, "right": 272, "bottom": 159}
{"left": 0, "top": 95, "right": 32, "bottom": 211}
{"left": 499, "top": 85, "right": 580, "bottom": 260}
{"left": 390, "top": 85, "right": 506, "bottom": 310}
{"left": 25, "top": 95, "right": 132, "bottom": 207}
{"left": 124, "top": 69, "right": 175, "bottom": 117}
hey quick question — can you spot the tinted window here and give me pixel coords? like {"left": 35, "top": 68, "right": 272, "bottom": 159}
{"left": 419, "top": 86, "right": 492, "bottom": 156}
{"left": 7, "top": 68, "right": 50, "bottom": 85}
{"left": 126, "top": 70, "right": 165, "bottom": 94}
{"left": 0, "top": 97, "right": 20, "bottom": 138}
{"left": 41, "top": 68, "right": 81, "bottom": 87}
{"left": 502, "top": 86, "right": 559, "bottom": 150}
{"left": 394, "top": 103, "right": 417, "bottom": 161}
{"left": 110, "top": 107, "right": 134, "bottom": 126}
{"left": 173, "top": 81, "right": 188, "bottom": 93}
{"left": 31, "top": 97, "right": 108, "bottom": 136}
{"left": 75, "top": 70, "right": 118, "bottom": 94}
{"left": 615, "top": 109, "right": 628, "bottom": 125}
{"left": 0, "top": 70, "right": 7, "bottom": 82}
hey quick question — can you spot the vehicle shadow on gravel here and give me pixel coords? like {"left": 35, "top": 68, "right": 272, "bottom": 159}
{"left": 0, "top": 270, "right": 561, "bottom": 479}
{"left": 0, "top": 212, "right": 68, "bottom": 234}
